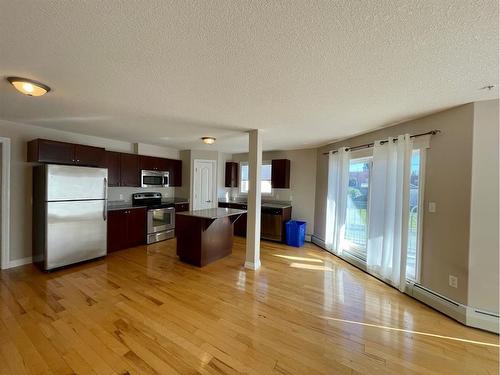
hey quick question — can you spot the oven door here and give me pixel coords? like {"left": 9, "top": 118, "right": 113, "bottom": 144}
{"left": 147, "top": 207, "right": 175, "bottom": 234}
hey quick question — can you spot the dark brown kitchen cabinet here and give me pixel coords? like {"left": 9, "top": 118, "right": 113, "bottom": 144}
{"left": 28, "top": 139, "right": 75, "bottom": 164}
{"left": 218, "top": 202, "right": 291, "bottom": 241}
{"left": 225, "top": 162, "right": 238, "bottom": 188}
{"left": 271, "top": 159, "right": 290, "bottom": 189}
{"left": 170, "top": 159, "right": 182, "bottom": 186}
{"left": 74, "top": 144, "right": 105, "bottom": 167}
{"left": 27, "top": 138, "right": 183, "bottom": 187}
{"left": 103, "top": 151, "right": 121, "bottom": 187}
{"left": 139, "top": 155, "right": 168, "bottom": 171}
{"left": 234, "top": 211, "right": 247, "bottom": 236}
{"left": 120, "top": 153, "right": 140, "bottom": 187}
{"left": 107, "top": 210, "right": 128, "bottom": 252}
{"left": 219, "top": 202, "right": 247, "bottom": 237}
{"left": 107, "top": 207, "right": 146, "bottom": 252}
{"left": 27, "top": 139, "right": 105, "bottom": 167}
{"left": 128, "top": 208, "right": 147, "bottom": 246}
{"left": 174, "top": 202, "right": 189, "bottom": 212}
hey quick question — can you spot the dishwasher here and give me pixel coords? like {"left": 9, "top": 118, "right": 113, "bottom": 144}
{"left": 261, "top": 206, "right": 285, "bottom": 242}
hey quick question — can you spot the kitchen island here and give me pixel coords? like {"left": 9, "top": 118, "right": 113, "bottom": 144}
{"left": 176, "top": 208, "right": 246, "bottom": 267}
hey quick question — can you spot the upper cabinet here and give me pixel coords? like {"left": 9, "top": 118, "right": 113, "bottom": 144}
{"left": 169, "top": 159, "right": 182, "bottom": 187}
{"left": 225, "top": 162, "right": 238, "bottom": 188}
{"left": 119, "top": 153, "right": 140, "bottom": 187}
{"left": 103, "top": 151, "right": 121, "bottom": 187}
{"left": 271, "top": 159, "right": 290, "bottom": 189}
{"left": 27, "top": 139, "right": 105, "bottom": 167}
{"left": 139, "top": 155, "right": 168, "bottom": 171}
{"left": 74, "top": 144, "right": 106, "bottom": 167}
{"left": 28, "top": 138, "right": 183, "bottom": 187}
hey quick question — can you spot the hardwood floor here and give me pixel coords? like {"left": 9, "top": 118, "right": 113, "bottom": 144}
{"left": 0, "top": 237, "right": 498, "bottom": 374}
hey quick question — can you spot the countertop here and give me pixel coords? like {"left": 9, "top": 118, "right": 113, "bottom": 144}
{"left": 107, "top": 203, "right": 146, "bottom": 211}
{"left": 162, "top": 197, "right": 189, "bottom": 204}
{"left": 176, "top": 208, "right": 247, "bottom": 219}
{"left": 107, "top": 197, "right": 189, "bottom": 211}
{"left": 218, "top": 199, "right": 292, "bottom": 209}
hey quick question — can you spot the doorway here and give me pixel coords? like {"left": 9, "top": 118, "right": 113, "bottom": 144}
{"left": 192, "top": 159, "right": 217, "bottom": 211}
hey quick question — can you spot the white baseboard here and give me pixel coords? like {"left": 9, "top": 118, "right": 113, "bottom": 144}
{"left": 466, "top": 307, "right": 500, "bottom": 334}
{"left": 244, "top": 260, "right": 261, "bottom": 270}
{"left": 4, "top": 256, "right": 33, "bottom": 269}
{"left": 311, "top": 235, "right": 325, "bottom": 248}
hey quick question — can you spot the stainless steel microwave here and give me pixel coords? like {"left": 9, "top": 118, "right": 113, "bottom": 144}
{"left": 141, "top": 170, "right": 169, "bottom": 187}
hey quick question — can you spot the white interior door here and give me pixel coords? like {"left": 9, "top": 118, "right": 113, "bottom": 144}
{"left": 193, "top": 160, "right": 216, "bottom": 210}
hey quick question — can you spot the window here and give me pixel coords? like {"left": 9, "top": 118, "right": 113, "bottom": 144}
{"left": 240, "top": 162, "right": 272, "bottom": 194}
{"left": 343, "top": 157, "right": 372, "bottom": 261}
{"left": 406, "top": 149, "right": 422, "bottom": 281}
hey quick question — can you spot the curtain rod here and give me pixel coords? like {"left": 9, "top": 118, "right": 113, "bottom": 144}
{"left": 322, "top": 129, "right": 441, "bottom": 155}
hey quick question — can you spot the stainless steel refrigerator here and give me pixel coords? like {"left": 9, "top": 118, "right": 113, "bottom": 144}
{"left": 33, "top": 164, "right": 108, "bottom": 271}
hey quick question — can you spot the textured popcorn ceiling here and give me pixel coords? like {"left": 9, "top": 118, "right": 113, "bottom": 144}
{"left": 0, "top": 0, "right": 498, "bottom": 152}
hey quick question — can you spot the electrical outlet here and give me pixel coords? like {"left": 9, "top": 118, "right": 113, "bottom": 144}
{"left": 119, "top": 194, "right": 123, "bottom": 201}
{"left": 428, "top": 202, "right": 436, "bottom": 213}
{"left": 449, "top": 275, "right": 458, "bottom": 288}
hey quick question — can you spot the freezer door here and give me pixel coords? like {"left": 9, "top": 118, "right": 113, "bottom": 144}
{"left": 46, "top": 200, "right": 106, "bottom": 270}
{"left": 46, "top": 164, "right": 108, "bottom": 201}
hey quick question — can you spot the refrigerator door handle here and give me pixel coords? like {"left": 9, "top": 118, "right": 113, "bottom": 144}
{"left": 103, "top": 177, "right": 108, "bottom": 221}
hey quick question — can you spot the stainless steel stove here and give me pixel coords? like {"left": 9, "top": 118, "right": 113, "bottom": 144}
{"left": 132, "top": 192, "right": 175, "bottom": 244}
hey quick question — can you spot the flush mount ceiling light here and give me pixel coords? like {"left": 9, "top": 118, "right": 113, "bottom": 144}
{"left": 201, "top": 137, "right": 216, "bottom": 145}
{"left": 6, "top": 76, "right": 51, "bottom": 96}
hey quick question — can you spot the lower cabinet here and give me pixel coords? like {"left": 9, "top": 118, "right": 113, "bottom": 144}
{"left": 174, "top": 202, "right": 189, "bottom": 212}
{"left": 218, "top": 202, "right": 292, "bottom": 242}
{"left": 234, "top": 212, "right": 247, "bottom": 237}
{"left": 107, "top": 207, "right": 146, "bottom": 252}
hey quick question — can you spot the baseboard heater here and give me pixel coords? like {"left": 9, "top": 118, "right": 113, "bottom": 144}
{"left": 312, "top": 235, "right": 499, "bottom": 334}
{"left": 408, "top": 283, "right": 467, "bottom": 324}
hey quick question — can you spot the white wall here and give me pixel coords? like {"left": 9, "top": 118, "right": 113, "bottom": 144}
{"left": 468, "top": 99, "right": 499, "bottom": 313}
{"left": 133, "top": 143, "right": 180, "bottom": 160}
{"left": 231, "top": 148, "right": 317, "bottom": 237}
{"left": 0, "top": 119, "right": 180, "bottom": 263}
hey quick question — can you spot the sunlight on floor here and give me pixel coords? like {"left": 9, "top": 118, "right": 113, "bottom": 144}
{"left": 272, "top": 254, "right": 324, "bottom": 263}
{"left": 320, "top": 316, "right": 500, "bottom": 348}
{"left": 290, "top": 262, "right": 334, "bottom": 271}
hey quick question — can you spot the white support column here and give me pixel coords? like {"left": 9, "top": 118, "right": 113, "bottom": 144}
{"left": 245, "top": 129, "right": 262, "bottom": 270}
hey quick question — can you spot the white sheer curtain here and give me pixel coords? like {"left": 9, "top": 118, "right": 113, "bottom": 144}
{"left": 325, "top": 148, "right": 350, "bottom": 255}
{"left": 366, "top": 134, "right": 412, "bottom": 291}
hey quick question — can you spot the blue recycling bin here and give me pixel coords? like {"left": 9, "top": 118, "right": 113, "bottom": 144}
{"left": 285, "top": 220, "right": 306, "bottom": 247}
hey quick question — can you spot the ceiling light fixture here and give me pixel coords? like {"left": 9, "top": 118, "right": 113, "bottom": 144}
{"left": 201, "top": 137, "right": 216, "bottom": 145}
{"left": 6, "top": 77, "right": 51, "bottom": 96}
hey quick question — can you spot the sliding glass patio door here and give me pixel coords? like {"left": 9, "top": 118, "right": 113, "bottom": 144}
{"left": 339, "top": 147, "right": 424, "bottom": 283}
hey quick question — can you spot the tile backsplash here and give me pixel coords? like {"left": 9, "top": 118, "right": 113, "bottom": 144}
{"left": 108, "top": 187, "right": 175, "bottom": 202}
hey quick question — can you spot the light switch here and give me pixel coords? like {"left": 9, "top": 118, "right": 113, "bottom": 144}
{"left": 428, "top": 202, "right": 436, "bottom": 213}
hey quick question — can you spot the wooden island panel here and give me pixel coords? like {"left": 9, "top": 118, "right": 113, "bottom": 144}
{"left": 175, "top": 208, "right": 246, "bottom": 267}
